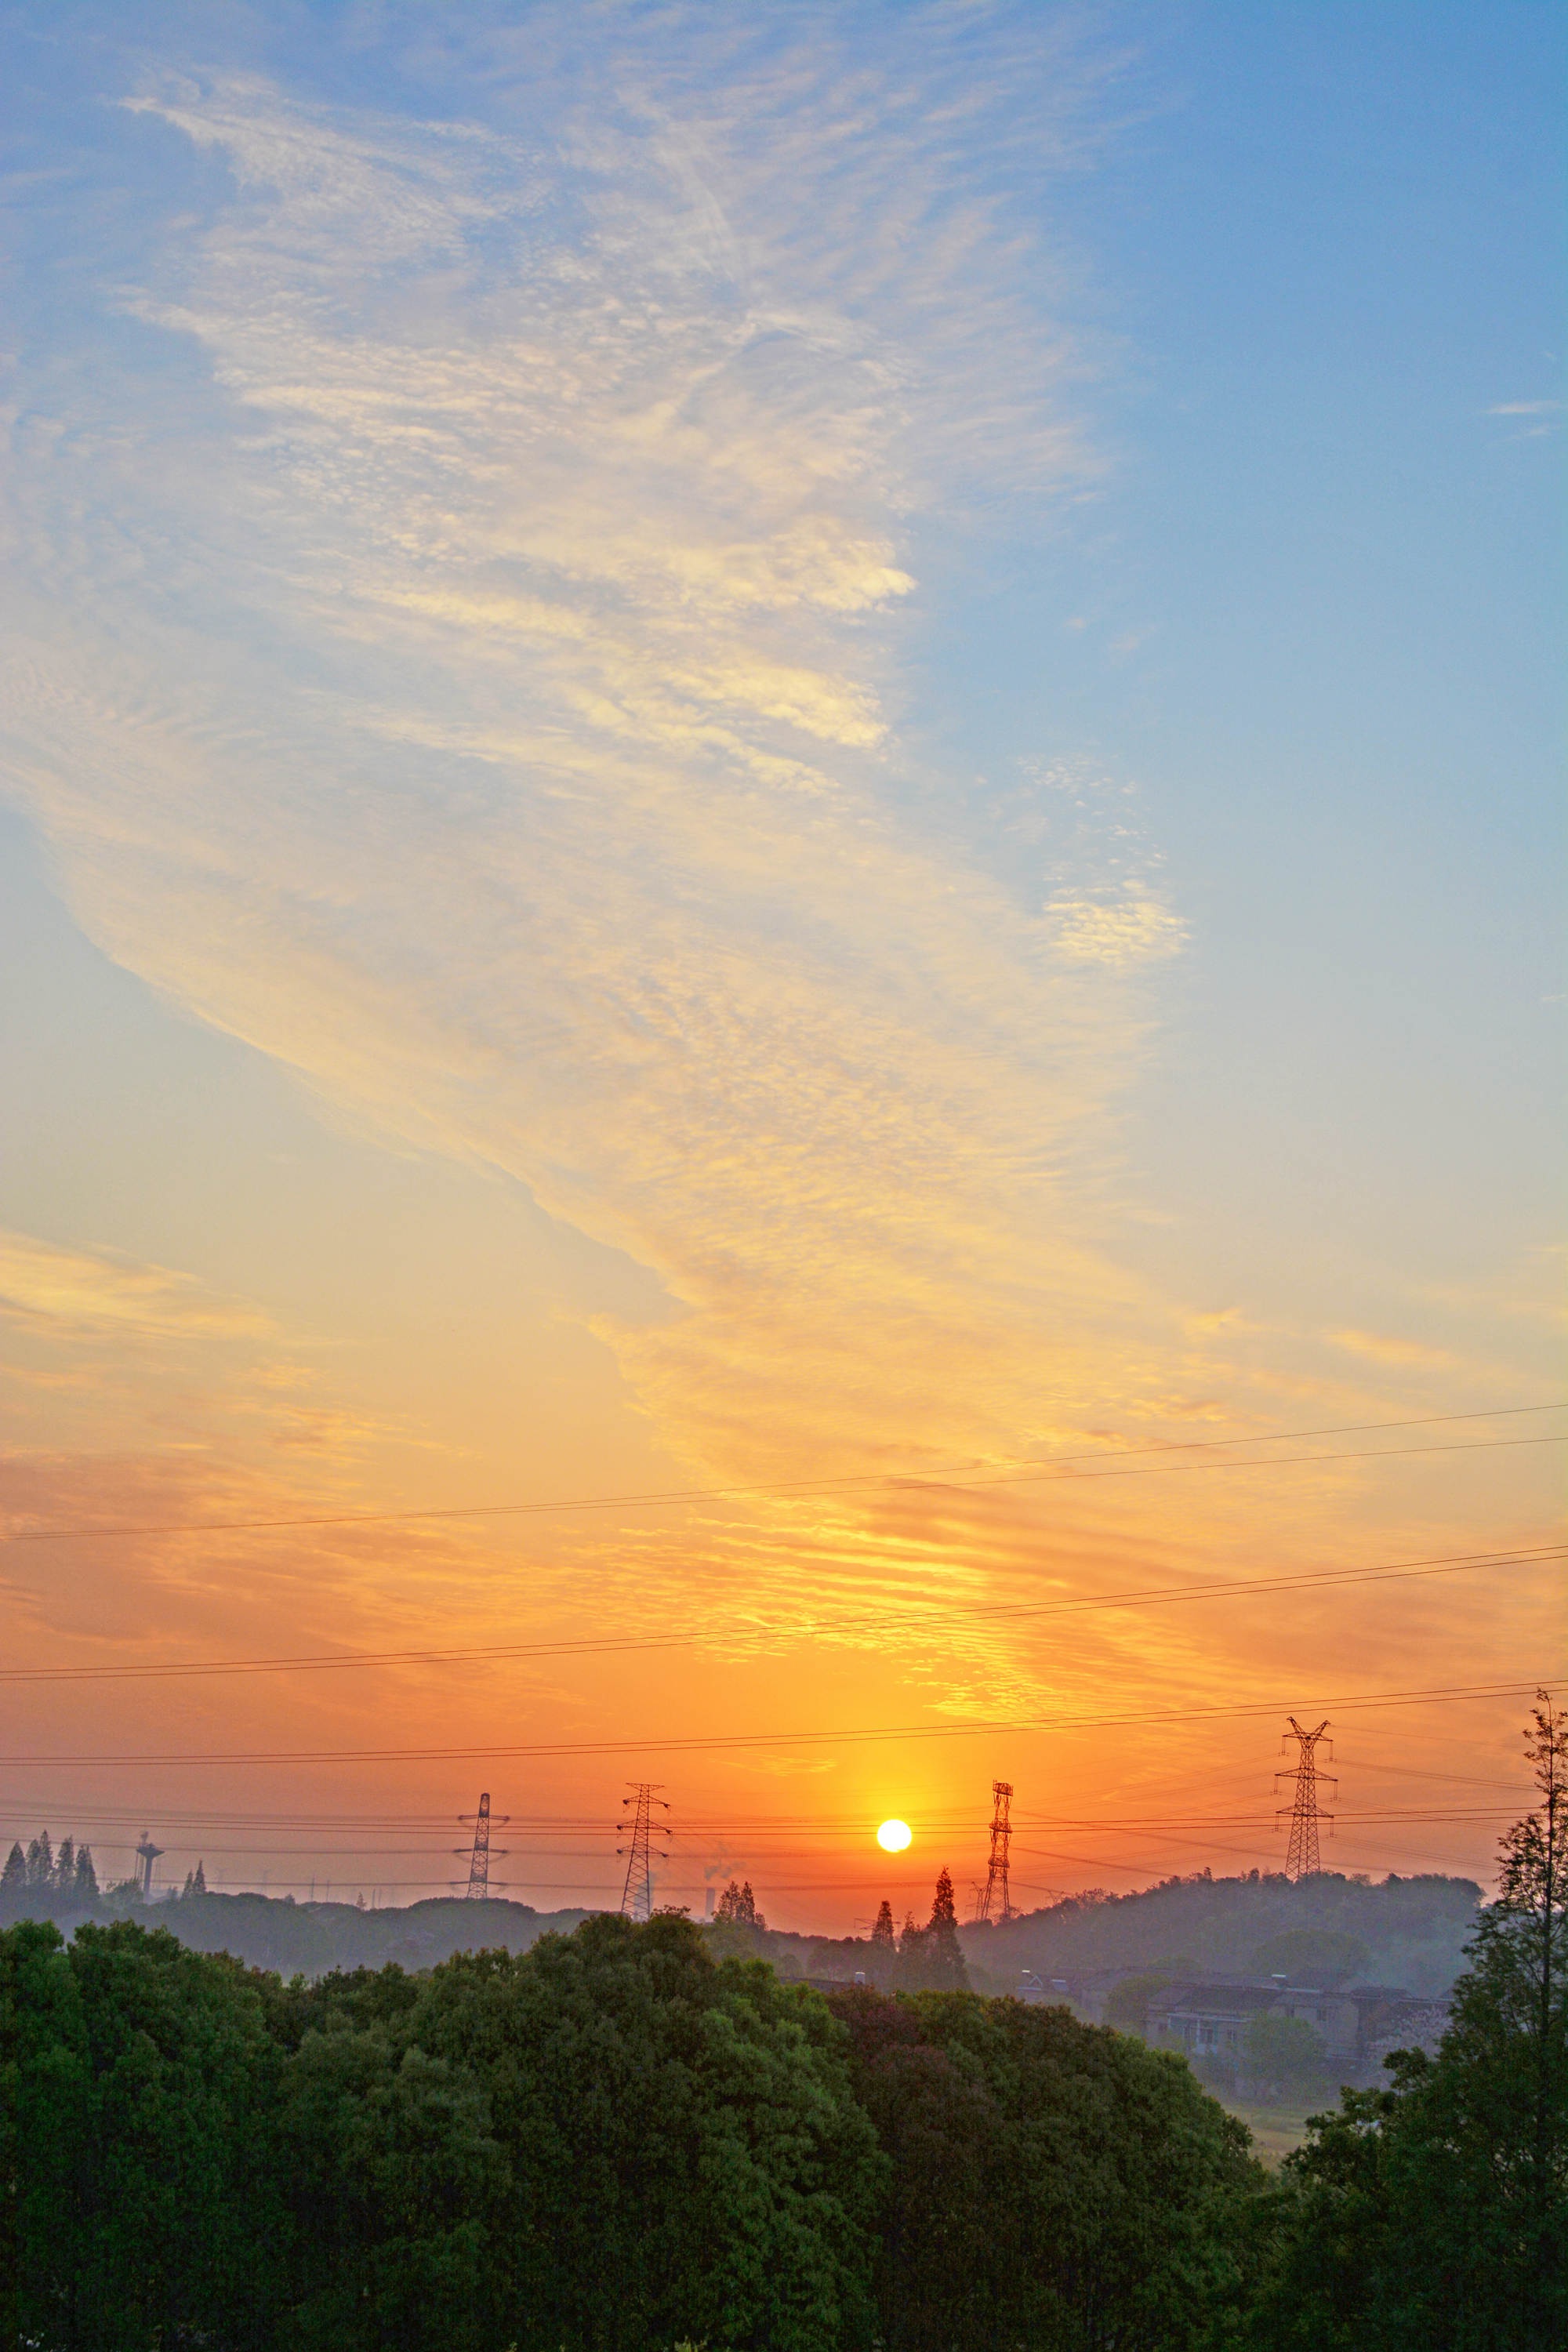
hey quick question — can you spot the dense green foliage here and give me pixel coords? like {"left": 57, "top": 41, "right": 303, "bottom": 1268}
{"left": 2, "top": 1907, "right": 1258, "bottom": 2351}
{"left": 1253, "top": 1697, "right": 1566, "bottom": 2351}
{"left": 825, "top": 1982, "right": 1259, "bottom": 2350}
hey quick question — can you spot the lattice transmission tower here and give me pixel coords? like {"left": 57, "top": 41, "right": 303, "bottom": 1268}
{"left": 1276, "top": 1719, "right": 1336, "bottom": 1879}
{"left": 975, "top": 1780, "right": 1016, "bottom": 1922}
{"left": 456, "top": 1791, "right": 510, "bottom": 1899}
{"left": 618, "top": 1783, "right": 670, "bottom": 1922}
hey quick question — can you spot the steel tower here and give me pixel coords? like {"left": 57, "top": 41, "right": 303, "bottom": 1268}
{"left": 456, "top": 1792, "right": 510, "bottom": 1898}
{"left": 1276, "top": 1719, "right": 1336, "bottom": 1879}
{"left": 618, "top": 1782, "right": 670, "bottom": 1922}
{"left": 976, "top": 1780, "right": 1015, "bottom": 1922}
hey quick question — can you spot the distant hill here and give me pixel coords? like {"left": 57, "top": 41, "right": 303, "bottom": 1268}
{"left": 960, "top": 1868, "right": 1480, "bottom": 1998}
{"left": 0, "top": 1865, "right": 1481, "bottom": 1998}
{"left": 0, "top": 1883, "right": 590, "bottom": 1975}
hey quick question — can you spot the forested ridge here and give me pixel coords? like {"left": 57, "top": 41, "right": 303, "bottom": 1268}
{"left": 1, "top": 1701, "right": 1562, "bottom": 2351}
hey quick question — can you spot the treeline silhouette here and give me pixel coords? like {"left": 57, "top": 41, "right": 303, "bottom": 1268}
{"left": 0, "top": 1701, "right": 1561, "bottom": 2351}
{"left": 1, "top": 1831, "right": 97, "bottom": 1901}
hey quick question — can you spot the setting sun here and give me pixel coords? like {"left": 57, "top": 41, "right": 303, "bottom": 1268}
{"left": 877, "top": 1819, "right": 913, "bottom": 1853}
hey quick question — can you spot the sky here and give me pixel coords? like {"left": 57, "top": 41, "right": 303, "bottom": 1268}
{"left": 0, "top": 0, "right": 1561, "bottom": 1924}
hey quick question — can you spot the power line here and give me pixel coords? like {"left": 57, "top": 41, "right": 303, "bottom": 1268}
{"left": 5, "top": 1402, "right": 1561, "bottom": 1546}
{"left": 0, "top": 1539, "right": 1557, "bottom": 1686}
{"left": 0, "top": 1674, "right": 1547, "bottom": 1769}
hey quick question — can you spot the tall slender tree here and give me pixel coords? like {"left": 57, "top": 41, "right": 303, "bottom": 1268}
{"left": 925, "top": 1869, "right": 968, "bottom": 1991}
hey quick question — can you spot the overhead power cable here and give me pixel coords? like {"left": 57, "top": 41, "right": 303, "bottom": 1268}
{"left": 5, "top": 1400, "right": 1562, "bottom": 1546}
{"left": 0, "top": 1538, "right": 1558, "bottom": 1686}
{"left": 0, "top": 1674, "right": 1548, "bottom": 1769}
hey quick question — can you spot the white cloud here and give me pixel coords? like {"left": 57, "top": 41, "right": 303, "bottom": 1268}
{"left": 0, "top": 31, "right": 1185, "bottom": 1480}
{"left": 1045, "top": 890, "right": 1187, "bottom": 969}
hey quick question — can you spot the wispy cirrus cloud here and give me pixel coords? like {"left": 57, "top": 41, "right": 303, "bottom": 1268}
{"left": 0, "top": 1230, "right": 270, "bottom": 1341}
{"left": 1, "top": 26, "right": 1185, "bottom": 1491}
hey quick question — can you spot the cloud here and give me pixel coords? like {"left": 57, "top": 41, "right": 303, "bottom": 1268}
{"left": 0, "top": 31, "right": 1188, "bottom": 1494}
{"left": 1045, "top": 889, "right": 1187, "bottom": 968}
{"left": 0, "top": 1230, "right": 270, "bottom": 1341}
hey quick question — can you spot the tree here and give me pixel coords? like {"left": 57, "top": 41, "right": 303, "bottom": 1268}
{"left": 1255, "top": 1693, "right": 1567, "bottom": 2349}
{"left": 871, "top": 1900, "right": 895, "bottom": 1947}
{"left": 1, "top": 1843, "right": 23, "bottom": 1892}
{"left": 924, "top": 1869, "right": 968, "bottom": 1991}
{"left": 74, "top": 1845, "right": 98, "bottom": 1900}
{"left": 713, "top": 1875, "right": 764, "bottom": 1928}
{"left": 827, "top": 1981, "right": 1261, "bottom": 2350}
{"left": 1104, "top": 1969, "right": 1172, "bottom": 2034}
{"left": 408, "top": 1910, "right": 884, "bottom": 2350}
{"left": 24, "top": 1834, "right": 52, "bottom": 1889}
{"left": 1249, "top": 1928, "right": 1370, "bottom": 1986}
{"left": 54, "top": 1836, "right": 75, "bottom": 1892}
{"left": 7, "top": 1917, "right": 286, "bottom": 2349}
{"left": 1240, "top": 2012, "right": 1327, "bottom": 2101}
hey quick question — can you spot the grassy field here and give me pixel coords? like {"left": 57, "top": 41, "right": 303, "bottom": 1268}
{"left": 1225, "top": 2100, "right": 1321, "bottom": 2166}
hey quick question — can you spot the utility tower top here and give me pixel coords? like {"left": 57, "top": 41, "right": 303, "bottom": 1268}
{"left": 1276, "top": 1719, "right": 1336, "bottom": 1879}
{"left": 457, "top": 1791, "right": 510, "bottom": 1900}
{"left": 975, "top": 1779, "right": 1015, "bottom": 1923}
{"left": 617, "top": 1782, "right": 670, "bottom": 1922}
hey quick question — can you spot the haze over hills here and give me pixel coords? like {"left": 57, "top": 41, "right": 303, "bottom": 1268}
{"left": 0, "top": 1861, "right": 1478, "bottom": 1998}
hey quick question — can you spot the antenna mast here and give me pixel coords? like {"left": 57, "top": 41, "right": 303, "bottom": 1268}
{"left": 617, "top": 1782, "right": 670, "bottom": 1922}
{"left": 975, "top": 1780, "right": 1015, "bottom": 1922}
{"left": 1276, "top": 1719, "right": 1336, "bottom": 1879}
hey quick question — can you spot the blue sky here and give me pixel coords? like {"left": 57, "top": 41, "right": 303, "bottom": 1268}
{"left": 0, "top": 2, "right": 1560, "bottom": 1909}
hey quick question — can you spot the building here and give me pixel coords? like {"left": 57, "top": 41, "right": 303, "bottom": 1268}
{"left": 1144, "top": 1976, "right": 1449, "bottom": 2082}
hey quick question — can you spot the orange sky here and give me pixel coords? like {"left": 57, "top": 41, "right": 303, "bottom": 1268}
{"left": 0, "top": 11, "right": 1562, "bottom": 1920}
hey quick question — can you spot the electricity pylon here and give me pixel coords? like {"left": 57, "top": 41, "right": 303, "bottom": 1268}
{"left": 1276, "top": 1719, "right": 1336, "bottom": 1879}
{"left": 456, "top": 1791, "right": 510, "bottom": 1898}
{"left": 975, "top": 1780, "right": 1015, "bottom": 1922}
{"left": 618, "top": 1783, "right": 670, "bottom": 1922}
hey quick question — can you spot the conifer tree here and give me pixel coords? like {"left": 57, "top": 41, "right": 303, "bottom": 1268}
{"left": 24, "top": 1834, "right": 51, "bottom": 1888}
{"left": 925, "top": 1867, "right": 969, "bottom": 1990}
{"left": 53, "top": 1836, "right": 74, "bottom": 1890}
{"left": 74, "top": 1845, "right": 97, "bottom": 1899}
{"left": 870, "top": 1899, "right": 895, "bottom": 1946}
{"left": 1, "top": 1842, "right": 23, "bottom": 1891}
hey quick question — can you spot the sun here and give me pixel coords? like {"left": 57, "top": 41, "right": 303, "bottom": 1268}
{"left": 876, "top": 1818, "right": 912, "bottom": 1853}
